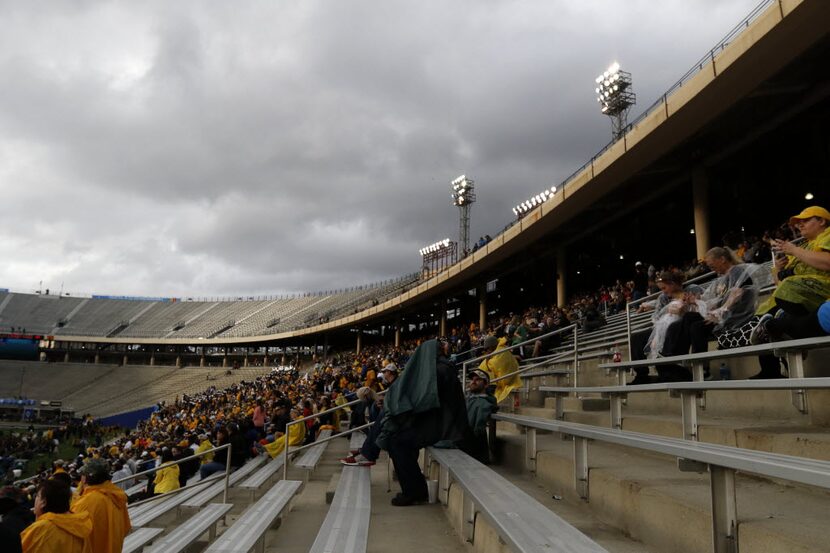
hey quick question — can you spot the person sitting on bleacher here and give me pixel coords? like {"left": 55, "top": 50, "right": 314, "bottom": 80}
{"left": 462, "top": 369, "right": 497, "bottom": 464}
{"left": 21, "top": 479, "right": 92, "bottom": 553}
{"left": 751, "top": 206, "right": 830, "bottom": 345}
{"left": 660, "top": 247, "right": 759, "bottom": 379}
{"left": 629, "top": 270, "right": 687, "bottom": 384}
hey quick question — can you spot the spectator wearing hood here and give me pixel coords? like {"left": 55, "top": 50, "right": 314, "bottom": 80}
{"left": 73, "top": 458, "right": 131, "bottom": 553}
{"left": 21, "top": 479, "right": 92, "bottom": 553}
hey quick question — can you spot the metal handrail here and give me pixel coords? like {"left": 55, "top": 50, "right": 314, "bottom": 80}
{"left": 283, "top": 391, "right": 387, "bottom": 479}
{"left": 114, "top": 442, "right": 232, "bottom": 505}
{"left": 462, "top": 324, "right": 578, "bottom": 385}
{"left": 490, "top": 356, "right": 567, "bottom": 385}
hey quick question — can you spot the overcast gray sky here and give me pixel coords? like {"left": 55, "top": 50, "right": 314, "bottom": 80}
{"left": 0, "top": 0, "right": 760, "bottom": 298}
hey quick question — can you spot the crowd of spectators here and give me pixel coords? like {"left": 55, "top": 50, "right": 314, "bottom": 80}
{"left": 3, "top": 207, "right": 830, "bottom": 549}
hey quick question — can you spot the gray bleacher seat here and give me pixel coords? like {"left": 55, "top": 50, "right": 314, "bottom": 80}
{"left": 128, "top": 472, "right": 224, "bottom": 527}
{"left": 238, "top": 456, "right": 286, "bottom": 500}
{"left": 349, "top": 431, "right": 366, "bottom": 452}
{"left": 203, "top": 479, "right": 303, "bottom": 553}
{"left": 427, "top": 446, "right": 609, "bottom": 553}
{"left": 308, "top": 466, "right": 371, "bottom": 553}
{"left": 293, "top": 429, "right": 333, "bottom": 479}
{"left": 144, "top": 502, "right": 233, "bottom": 553}
{"left": 122, "top": 527, "right": 164, "bottom": 553}
{"left": 179, "top": 456, "right": 266, "bottom": 511}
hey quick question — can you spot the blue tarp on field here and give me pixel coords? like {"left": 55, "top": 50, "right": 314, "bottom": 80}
{"left": 98, "top": 405, "right": 158, "bottom": 430}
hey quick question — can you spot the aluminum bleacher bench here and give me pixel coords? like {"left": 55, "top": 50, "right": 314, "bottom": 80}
{"left": 144, "top": 503, "right": 233, "bottom": 553}
{"left": 493, "top": 412, "right": 830, "bottom": 552}
{"left": 122, "top": 527, "right": 164, "bottom": 553}
{"left": 426, "top": 446, "right": 609, "bottom": 553}
{"left": 179, "top": 455, "right": 266, "bottom": 512}
{"left": 538, "top": 377, "right": 830, "bottom": 439}
{"left": 294, "top": 429, "right": 332, "bottom": 480}
{"left": 203, "top": 479, "right": 303, "bottom": 553}
{"left": 124, "top": 480, "right": 147, "bottom": 497}
{"left": 128, "top": 472, "right": 224, "bottom": 528}
{"left": 597, "top": 334, "right": 830, "bottom": 412}
{"left": 239, "top": 456, "right": 286, "bottom": 501}
{"left": 308, "top": 466, "right": 371, "bottom": 553}
{"left": 349, "top": 431, "right": 366, "bottom": 452}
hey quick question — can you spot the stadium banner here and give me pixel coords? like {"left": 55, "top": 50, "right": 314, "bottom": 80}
{"left": 91, "top": 295, "right": 178, "bottom": 302}
{"left": 0, "top": 338, "right": 39, "bottom": 360}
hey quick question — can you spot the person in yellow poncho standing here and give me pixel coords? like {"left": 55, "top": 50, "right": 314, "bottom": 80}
{"left": 478, "top": 335, "right": 520, "bottom": 404}
{"left": 73, "top": 459, "right": 131, "bottom": 553}
{"left": 22, "top": 479, "right": 92, "bottom": 553}
{"left": 263, "top": 408, "right": 306, "bottom": 459}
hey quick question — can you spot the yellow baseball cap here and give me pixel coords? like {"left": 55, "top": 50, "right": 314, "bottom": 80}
{"left": 789, "top": 206, "right": 830, "bottom": 225}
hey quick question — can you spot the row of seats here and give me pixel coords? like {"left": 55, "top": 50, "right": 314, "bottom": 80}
{"left": 0, "top": 274, "right": 417, "bottom": 339}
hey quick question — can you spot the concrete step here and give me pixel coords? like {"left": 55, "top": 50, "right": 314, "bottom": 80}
{"left": 495, "top": 423, "right": 830, "bottom": 553}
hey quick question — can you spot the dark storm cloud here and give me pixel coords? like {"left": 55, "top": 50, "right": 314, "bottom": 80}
{"left": 0, "top": 0, "right": 760, "bottom": 296}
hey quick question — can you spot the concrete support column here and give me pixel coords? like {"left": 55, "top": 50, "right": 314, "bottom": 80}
{"left": 692, "top": 166, "right": 710, "bottom": 260}
{"left": 64, "top": 352, "right": 70, "bottom": 363}
{"left": 175, "top": 355, "right": 182, "bottom": 368}
{"left": 222, "top": 347, "right": 228, "bottom": 368}
{"left": 94, "top": 353, "right": 100, "bottom": 364}
{"left": 122, "top": 355, "right": 128, "bottom": 366}
{"left": 323, "top": 334, "right": 329, "bottom": 362}
{"left": 439, "top": 299, "right": 447, "bottom": 337}
{"left": 200, "top": 355, "right": 205, "bottom": 367}
{"left": 356, "top": 331, "right": 362, "bottom": 355}
{"left": 556, "top": 247, "right": 567, "bottom": 308}
{"left": 478, "top": 285, "right": 487, "bottom": 330}
{"left": 244, "top": 350, "right": 249, "bottom": 367}
{"left": 149, "top": 353, "right": 155, "bottom": 366}
{"left": 395, "top": 318, "right": 402, "bottom": 348}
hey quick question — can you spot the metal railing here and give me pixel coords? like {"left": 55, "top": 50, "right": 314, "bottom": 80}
{"left": 282, "top": 392, "right": 387, "bottom": 480}
{"left": 113, "top": 442, "right": 231, "bottom": 506}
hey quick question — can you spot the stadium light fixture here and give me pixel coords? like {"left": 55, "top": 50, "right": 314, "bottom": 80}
{"left": 595, "top": 61, "right": 635, "bottom": 140}
{"left": 805, "top": 192, "right": 814, "bottom": 200}
{"left": 513, "top": 187, "right": 558, "bottom": 218}
{"left": 450, "top": 175, "right": 476, "bottom": 256}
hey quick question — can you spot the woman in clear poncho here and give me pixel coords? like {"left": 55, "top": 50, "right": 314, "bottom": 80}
{"left": 660, "top": 247, "right": 760, "bottom": 377}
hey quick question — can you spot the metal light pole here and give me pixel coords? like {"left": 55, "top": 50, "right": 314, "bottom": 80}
{"left": 451, "top": 175, "right": 476, "bottom": 256}
{"left": 595, "top": 62, "right": 636, "bottom": 141}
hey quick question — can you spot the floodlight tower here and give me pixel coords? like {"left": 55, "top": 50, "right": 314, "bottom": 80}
{"left": 595, "top": 62, "right": 636, "bottom": 140}
{"left": 451, "top": 175, "right": 476, "bottom": 256}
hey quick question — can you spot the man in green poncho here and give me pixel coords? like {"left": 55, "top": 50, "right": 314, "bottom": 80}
{"left": 377, "top": 339, "right": 467, "bottom": 506}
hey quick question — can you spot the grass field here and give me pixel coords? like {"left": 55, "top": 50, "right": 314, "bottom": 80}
{"left": 4, "top": 426, "right": 121, "bottom": 478}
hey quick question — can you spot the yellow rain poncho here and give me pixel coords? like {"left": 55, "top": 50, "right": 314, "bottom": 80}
{"left": 263, "top": 418, "right": 307, "bottom": 459}
{"left": 72, "top": 481, "right": 131, "bottom": 553}
{"left": 21, "top": 511, "right": 93, "bottom": 553}
{"left": 479, "top": 337, "right": 520, "bottom": 403}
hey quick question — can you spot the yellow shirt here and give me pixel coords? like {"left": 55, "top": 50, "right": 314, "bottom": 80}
{"left": 72, "top": 481, "right": 131, "bottom": 553}
{"left": 263, "top": 419, "right": 306, "bottom": 459}
{"left": 195, "top": 439, "right": 215, "bottom": 464}
{"left": 153, "top": 465, "right": 181, "bottom": 494}
{"left": 21, "top": 511, "right": 93, "bottom": 553}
